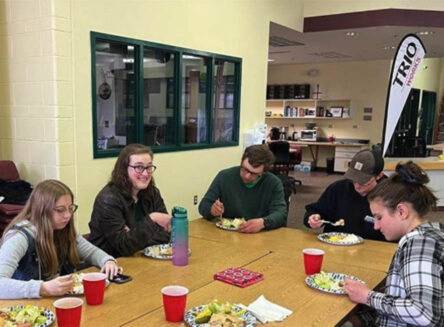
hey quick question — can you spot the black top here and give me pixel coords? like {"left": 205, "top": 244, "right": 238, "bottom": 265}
{"left": 89, "top": 184, "right": 170, "bottom": 257}
{"left": 303, "top": 179, "right": 386, "bottom": 241}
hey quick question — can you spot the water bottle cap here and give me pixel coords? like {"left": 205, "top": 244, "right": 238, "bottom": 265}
{"left": 172, "top": 206, "right": 187, "bottom": 218}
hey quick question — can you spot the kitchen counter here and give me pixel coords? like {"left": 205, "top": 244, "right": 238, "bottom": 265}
{"left": 384, "top": 157, "right": 444, "bottom": 206}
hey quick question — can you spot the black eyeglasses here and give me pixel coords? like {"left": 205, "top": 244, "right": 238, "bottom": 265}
{"left": 129, "top": 165, "right": 157, "bottom": 174}
{"left": 53, "top": 204, "right": 78, "bottom": 215}
{"left": 240, "top": 166, "right": 262, "bottom": 177}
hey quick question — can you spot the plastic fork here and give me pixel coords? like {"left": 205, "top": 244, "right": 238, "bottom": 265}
{"left": 321, "top": 219, "right": 345, "bottom": 226}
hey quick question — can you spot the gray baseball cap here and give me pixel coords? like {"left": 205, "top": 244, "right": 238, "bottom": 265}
{"left": 344, "top": 149, "right": 384, "bottom": 184}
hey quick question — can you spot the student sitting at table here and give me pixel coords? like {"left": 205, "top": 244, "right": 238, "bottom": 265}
{"left": 303, "top": 149, "right": 386, "bottom": 241}
{"left": 345, "top": 161, "right": 443, "bottom": 327}
{"left": 0, "top": 180, "right": 120, "bottom": 300}
{"left": 89, "top": 144, "right": 170, "bottom": 257}
{"left": 198, "top": 144, "right": 287, "bottom": 233}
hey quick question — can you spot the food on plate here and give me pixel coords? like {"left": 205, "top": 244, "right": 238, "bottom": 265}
{"left": 336, "top": 219, "right": 345, "bottom": 226}
{"left": 0, "top": 305, "right": 48, "bottom": 327}
{"left": 152, "top": 245, "right": 173, "bottom": 257}
{"left": 209, "top": 313, "right": 244, "bottom": 327}
{"left": 193, "top": 299, "right": 246, "bottom": 325}
{"left": 326, "top": 233, "right": 359, "bottom": 243}
{"left": 220, "top": 218, "right": 246, "bottom": 229}
{"left": 313, "top": 271, "right": 344, "bottom": 291}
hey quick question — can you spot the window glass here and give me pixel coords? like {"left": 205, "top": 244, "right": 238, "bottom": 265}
{"left": 92, "top": 32, "right": 241, "bottom": 157}
{"left": 181, "top": 54, "right": 208, "bottom": 144}
{"left": 213, "top": 60, "right": 236, "bottom": 142}
{"left": 95, "top": 40, "right": 136, "bottom": 150}
{"left": 142, "top": 48, "right": 176, "bottom": 146}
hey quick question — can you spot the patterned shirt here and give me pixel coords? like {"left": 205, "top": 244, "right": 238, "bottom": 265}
{"left": 368, "top": 222, "right": 444, "bottom": 327}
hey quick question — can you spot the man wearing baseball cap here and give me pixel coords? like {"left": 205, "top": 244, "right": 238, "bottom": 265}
{"left": 303, "top": 149, "right": 386, "bottom": 241}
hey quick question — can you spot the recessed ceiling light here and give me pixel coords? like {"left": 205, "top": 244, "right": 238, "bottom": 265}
{"left": 345, "top": 31, "right": 358, "bottom": 37}
{"left": 416, "top": 31, "right": 434, "bottom": 36}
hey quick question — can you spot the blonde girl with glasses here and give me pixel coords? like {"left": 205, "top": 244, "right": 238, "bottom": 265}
{"left": 0, "top": 180, "right": 120, "bottom": 299}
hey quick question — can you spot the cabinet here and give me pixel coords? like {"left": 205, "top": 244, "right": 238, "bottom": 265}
{"left": 265, "top": 99, "right": 352, "bottom": 120}
{"left": 334, "top": 146, "right": 361, "bottom": 172}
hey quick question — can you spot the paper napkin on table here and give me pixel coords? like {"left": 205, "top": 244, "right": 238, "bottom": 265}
{"left": 247, "top": 295, "right": 292, "bottom": 323}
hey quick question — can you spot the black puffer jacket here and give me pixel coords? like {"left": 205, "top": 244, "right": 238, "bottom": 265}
{"left": 88, "top": 183, "right": 170, "bottom": 257}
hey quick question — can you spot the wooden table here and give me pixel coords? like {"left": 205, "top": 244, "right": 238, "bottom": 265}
{"left": 124, "top": 252, "right": 386, "bottom": 327}
{"left": 0, "top": 219, "right": 395, "bottom": 326}
{"left": 190, "top": 219, "right": 397, "bottom": 272}
{"left": 0, "top": 236, "right": 269, "bottom": 327}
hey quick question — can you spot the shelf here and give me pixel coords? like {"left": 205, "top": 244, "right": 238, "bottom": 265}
{"left": 265, "top": 116, "right": 351, "bottom": 120}
{"left": 266, "top": 98, "right": 353, "bottom": 120}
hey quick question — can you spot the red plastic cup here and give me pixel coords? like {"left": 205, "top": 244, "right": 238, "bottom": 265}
{"left": 303, "top": 248, "right": 324, "bottom": 275}
{"left": 82, "top": 272, "right": 107, "bottom": 305}
{"left": 53, "top": 297, "right": 83, "bottom": 327}
{"left": 161, "top": 285, "right": 189, "bottom": 322}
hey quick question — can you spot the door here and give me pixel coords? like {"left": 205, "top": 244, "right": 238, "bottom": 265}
{"left": 386, "top": 88, "right": 420, "bottom": 157}
{"left": 419, "top": 90, "right": 436, "bottom": 145}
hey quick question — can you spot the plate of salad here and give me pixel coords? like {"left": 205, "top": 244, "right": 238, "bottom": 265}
{"left": 184, "top": 299, "right": 256, "bottom": 327}
{"left": 305, "top": 271, "right": 364, "bottom": 295}
{"left": 143, "top": 243, "right": 191, "bottom": 260}
{"left": 0, "top": 305, "right": 55, "bottom": 327}
{"left": 215, "top": 218, "right": 246, "bottom": 231}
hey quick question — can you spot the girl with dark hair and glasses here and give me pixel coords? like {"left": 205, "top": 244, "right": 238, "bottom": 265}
{"left": 88, "top": 144, "right": 170, "bottom": 257}
{"left": 345, "top": 161, "right": 443, "bottom": 327}
{"left": 0, "top": 180, "right": 120, "bottom": 299}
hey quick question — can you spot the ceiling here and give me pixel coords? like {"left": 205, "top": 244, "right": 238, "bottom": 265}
{"left": 268, "top": 9, "right": 444, "bottom": 65}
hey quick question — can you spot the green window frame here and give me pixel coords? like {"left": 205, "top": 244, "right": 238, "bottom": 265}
{"left": 91, "top": 32, "right": 242, "bottom": 158}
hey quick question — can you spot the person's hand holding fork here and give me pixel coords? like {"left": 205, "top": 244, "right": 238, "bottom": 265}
{"left": 211, "top": 199, "right": 224, "bottom": 218}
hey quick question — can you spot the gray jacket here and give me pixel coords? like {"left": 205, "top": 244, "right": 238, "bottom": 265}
{"left": 0, "top": 222, "right": 115, "bottom": 299}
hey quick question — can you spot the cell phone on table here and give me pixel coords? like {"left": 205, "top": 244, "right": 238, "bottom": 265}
{"left": 110, "top": 273, "right": 132, "bottom": 284}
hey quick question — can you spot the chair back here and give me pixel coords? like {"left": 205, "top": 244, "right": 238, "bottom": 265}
{"left": 0, "top": 161, "right": 20, "bottom": 181}
{"left": 269, "top": 141, "right": 290, "bottom": 165}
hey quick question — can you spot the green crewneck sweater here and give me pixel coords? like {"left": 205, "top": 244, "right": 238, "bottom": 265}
{"left": 198, "top": 166, "right": 287, "bottom": 230}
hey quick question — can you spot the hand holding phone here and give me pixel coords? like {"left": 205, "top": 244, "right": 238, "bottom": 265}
{"left": 110, "top": 273, "right": 132, "bottom": 284}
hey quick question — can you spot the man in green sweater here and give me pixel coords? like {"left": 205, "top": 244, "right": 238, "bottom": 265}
{"left": 198, "top": 144, "right": 287, "bottom": 233}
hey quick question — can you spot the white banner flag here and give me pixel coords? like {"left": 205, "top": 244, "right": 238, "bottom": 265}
{"left": 382, "top": 34, "right": 426, "bottom": 156}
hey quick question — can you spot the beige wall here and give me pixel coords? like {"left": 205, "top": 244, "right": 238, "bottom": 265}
{"left": 0, "top": 0, "right": 75, "bottom": 185}
{"left": 267, "top": 57, "right": 443, "bottom": 166}
{"left": 0, "top": 0, "right": 294, "bottom": 233}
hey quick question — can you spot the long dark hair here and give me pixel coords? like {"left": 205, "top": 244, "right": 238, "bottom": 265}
{"left": 2, "top": 180, "right": 80, "bottom": 278}
{"left": 368, "top": 161, "right": 437, "bottom": 216}
{"left": 110, "top": 144, "right": 157, "bottom": 200}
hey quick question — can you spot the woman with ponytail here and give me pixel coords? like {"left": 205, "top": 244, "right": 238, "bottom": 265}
{"left": 345, "top": 161, "right": 443, "bottom": 327}
{"left": 0, "top": 180, "right": 120, "bottom": 299}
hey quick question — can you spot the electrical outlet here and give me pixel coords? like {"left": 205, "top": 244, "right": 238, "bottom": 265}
{"left": 193, "top": 195, "right": 198, "bottom": 205}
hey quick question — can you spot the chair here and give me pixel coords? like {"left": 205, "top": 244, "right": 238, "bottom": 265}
{"left": 269, "top": 141, "right": 291, "bottom": 175}
{"left": 0, "top": 161, "right": 29, "bottom": 235}
{"left": 268, "top": 141, "right": 302, "bottom": 185}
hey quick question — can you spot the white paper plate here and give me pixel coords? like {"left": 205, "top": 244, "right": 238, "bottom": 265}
{"left": 66, "top": 273, "right": 110, "bottom": 295}
{"left": 184, "top": 304, "right": 256, "bottom": 327}
{"left": 0, "top": 305, "right": 55, "bottom": 327}
{"left": 317, "top": 232, "right": 363, "bottom": 246}
{"left": 305, "top": 272, "right": 364, "bottom": 295}
{"left": 143, "top": 243, "right": 191, "bottom": 260}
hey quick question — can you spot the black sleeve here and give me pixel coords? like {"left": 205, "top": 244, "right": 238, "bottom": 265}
{"left": 303, "top": 183, "right": 337, "bottom": 228}
{"left": 93, "top": 192, "right": 170, "bottom": 257}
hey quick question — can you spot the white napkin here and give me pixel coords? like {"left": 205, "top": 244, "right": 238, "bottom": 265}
{"left": 246, "top": 295, "right": 293, "bottom": 323}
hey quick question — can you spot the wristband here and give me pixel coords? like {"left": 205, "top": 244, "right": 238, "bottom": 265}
{"left": 366, "top": 290, "right": 374, "bottom": 306}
